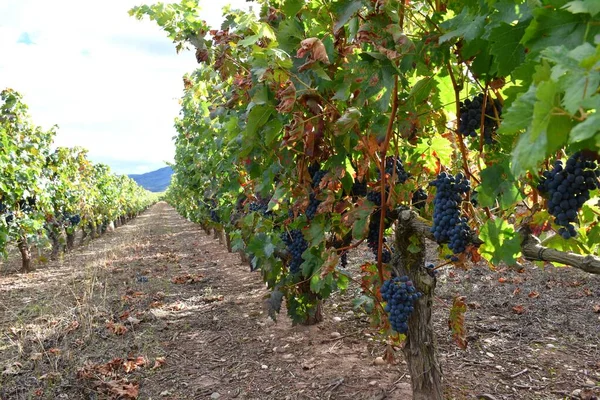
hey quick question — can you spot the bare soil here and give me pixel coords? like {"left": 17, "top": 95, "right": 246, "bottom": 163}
{"left": 0, "top": 202, "right": 598, "bottom": 400}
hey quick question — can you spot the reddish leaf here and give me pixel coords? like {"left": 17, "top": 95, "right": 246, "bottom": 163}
{"left": 105, "top": 380, "right": 139, "bottom": 399}
{"left": 512, "top": 305, "right": 525, "bottom": 314}
{"left": 152, "top": 357, "right": 166, "bottom": 370}
{"left": 528, "top": 291, "right": 539, "bottom": 298}
{"left": 448, "top": 296, "right": 467, "bottom": 350}
{"left": 498, "top": 277, "right": 507, "bottom": 283}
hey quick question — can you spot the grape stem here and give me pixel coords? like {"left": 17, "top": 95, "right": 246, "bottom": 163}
{"left": 376, "top": 74, "right": 399, "bottom": 284}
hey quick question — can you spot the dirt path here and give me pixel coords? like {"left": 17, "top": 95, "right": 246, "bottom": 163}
{"left": 1, "top": 202, "right": 599, "bottom": 400}
{"left": 0, "top": 202, "right": 410, "bottom": 400}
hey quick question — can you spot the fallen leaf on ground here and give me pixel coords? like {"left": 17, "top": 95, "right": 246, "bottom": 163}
{"left": 104, "top": 380, "right": 139, "bottom": 399}
{"left": 593, "top": 304, "right": 600, "bottom": 313}
{"left": 171, "top": 274, "right": 203, "bottom": 284}
{"left": 152, "top": 357, "right": 166, "bottom": 370}
{"left": 528, "top": 291, "right": 539, "bottom": 298}
{"left": 66, "top": 320, "right": 79, "bottom": 333}
{"left": 512, "top": 305, "right": 525, "bottom": 314}
{"left": 106, "top": 321, "right": 128, "bottom": 335}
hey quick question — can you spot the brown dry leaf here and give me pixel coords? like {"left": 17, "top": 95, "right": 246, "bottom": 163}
{"left": 320, "top": 251, "right": 340, "bottom": 278}
{"left": 448, "top": 296, "right": 468, "bottom": 350}
{"left": 171, "top": 274, "right": 203, "bottom": 284}
{"left": 66, "top": 320, "right": 79, "bottom": 334}
{"left": 30, "top": 353, "right": 43, "bottom": 361}
{"left": 296, "top": 38, "right": 330, "bottom": 64}
{"left": 149, "top": 301, "right": 163, "bottom": 309}
{"left": 203, "top": 295, "right": 224, "bottom": 303}
{"left": 528, "top": 291, "right": 540, "bottom": 298}
{"left": 512, "top": 287, "right": 521, "bottom": 296}
{"left": 105, "top": 380, "right": 139, "bottom": 400}
{"left": 123, "top": 358, "right": 145, "bottom": 374}
{"left": 512, "top": 305, "right": 526, "bottom": 314}
{"left": 498, "top": 277, "right": 507, "bottom": 283}
{"left": 106, "top": 321, "right": 128, "bottom": 336}
{"left": 593, "top": 304, "right": 600, "bottom": 313}
{"left": 276, "top": 81, "right": 296, "bottom": 113}
{"left": 119, "top": 311, "right": 130, "bottom": 321}
{"left": 152, "top": 357, "right": 166, "bottom": 370}
{"left": 48, "top": 348, "right": 60, "bottom": 355}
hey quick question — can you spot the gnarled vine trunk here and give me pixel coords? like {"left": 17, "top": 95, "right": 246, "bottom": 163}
{"left": 17, "top": 237, "right": 33, "bottom": 272}
{"left": 393, "top": 210, "right": 443, "bottom": 400}
{"left": 66, "top": 232, "right": 75, "bottom": 251}
{"left": 49, "top": 230, "right": 61, "bottom": 260}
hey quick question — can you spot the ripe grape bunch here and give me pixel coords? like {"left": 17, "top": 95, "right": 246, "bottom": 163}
{"left": 430, "top": 172, "right": 471, "bottom": 254}
{"left": 411, "top": 188, "right": 428, "bottom": 209}
{"left": 306, "top": 166, "right": 327, "bottom": 220}
{"left": 381, "top": 276, "right": 422, "bottom": 334}
{"left": 249, "top": 201, "right": 268, "bottom": 215}
{"left": 537, "top": 152, "right": 600, "bottom": 239}
{"left": 281, "top": 229, "right": 308, "bottom": 274}
{"left": 366, "top": 191, "right": 391, "bottom": 263}
{"left": 458, "top": 93, "right": 502, "bottom": 145}
{"left": 383, "top": 156, "right": 410, "bottom": 184}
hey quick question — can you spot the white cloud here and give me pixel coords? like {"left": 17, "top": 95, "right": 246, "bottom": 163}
{"left": 0, "top": 0, "right": 252, "bottom": 174}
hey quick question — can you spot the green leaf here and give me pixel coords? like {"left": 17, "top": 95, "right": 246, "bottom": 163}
{"left": 562, "top": 0, "right": 600, "bottom": 17}
{"left": 489, "top": 22, "right": 527, "bottom": 76}
{"left": 282, "top": 0, "right": 304, "bottom": 17}
{"left": 439, "top": 8, "right": 486, "bottom": 43}
{"left": 333, "top": 0, "right": 364, "bottom": 33}
{"left": 246, "top": 105, "right": 274, "bottom": 137}
{"left": 570, "top": 112, "right": 600, "bottom": 143}
{"left": 498, "top": 85, "right": 536, "bottom": 136}
{"left": 335, "top": 107, "right": 361, "bottom": 136}
{"left": 479, "top": 219, "right": 521, "bottom": 266}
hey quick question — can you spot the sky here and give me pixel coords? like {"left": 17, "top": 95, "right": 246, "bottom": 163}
{"left": 0, "top": 0, "right": 252, "bottom": 174}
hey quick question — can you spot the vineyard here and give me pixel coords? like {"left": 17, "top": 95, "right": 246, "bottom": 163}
{"left": 1, "top": 0, "right": 600, "bottom": 399}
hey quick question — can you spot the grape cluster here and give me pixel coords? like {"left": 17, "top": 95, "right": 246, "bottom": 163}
{"left": 537, "top": 152, "right": 600, "bottom": 239}
{"left": 281, "top": 229, "right": 308, "bottom": 274}
{"left": 69, "top": 214, "right": 81, "bottom": 226}
{"left": 350, "top": 178, "right": 367, "bottom": 197}
{"left": 458, "top": 93, "right": 502, "bottom": 145}
{"left": 63, "top": 213, "right": 81, "bottom": 226}
{"left": 381, "top": 276, "right": 421, "bottom": 334}
{"left": 411, "top": 188, "right": 428, "bottom": 209}
{"left": 366, "top": 191, "right": 391, "bottom": 263}
{"left": 305, "top": 166, "right": 327, "bottom": 220}
{"left": 249, "top": 201, "right": 268, "bottom": 215}
{"left": 430, "top": 172, "right": 471, "bottom": 254}
{"left": 383, "top": 157, "right": 410, "bottom": 184}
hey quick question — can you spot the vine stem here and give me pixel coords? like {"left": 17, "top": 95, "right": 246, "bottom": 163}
{"left": 445, "top": 62, "right": 473, "bottom": 181}
{"left": 377, "top": 75, "right": 399, "bottom": 284}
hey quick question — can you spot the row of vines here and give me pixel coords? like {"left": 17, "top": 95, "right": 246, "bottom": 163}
{"left": 131, "top": 1, "right": 600, "bottom": 398}
{"left": 0, "top": 89, "right": 158, "bottom": 272}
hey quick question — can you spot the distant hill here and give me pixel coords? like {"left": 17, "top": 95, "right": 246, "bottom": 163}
{"left": 129, "top": 166, "right": 173, "bottom": 192}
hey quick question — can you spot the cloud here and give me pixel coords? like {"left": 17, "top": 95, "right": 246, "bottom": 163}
{"left": 0, "top": 0, "right": 252, "bottom": 174}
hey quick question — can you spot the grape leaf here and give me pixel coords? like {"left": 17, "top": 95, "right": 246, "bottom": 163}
{"left": 488, "top": 22, "right": 527, "bottom": 76}
{"left": 448, "top": 296, "right": 467, "bottom": 350}
{"left": 479, "top": 219, "right": 521, "bottom": 266}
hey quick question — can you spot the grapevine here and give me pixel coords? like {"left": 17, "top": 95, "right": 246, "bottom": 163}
{"left": 537, "top": 152, "right": 600, "bottom": 239}
{"left": 381, "top": 276, "right": 421, "bottom": 334}
{"left": 430, "top": 173, "right": 471, "bottom": 254}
